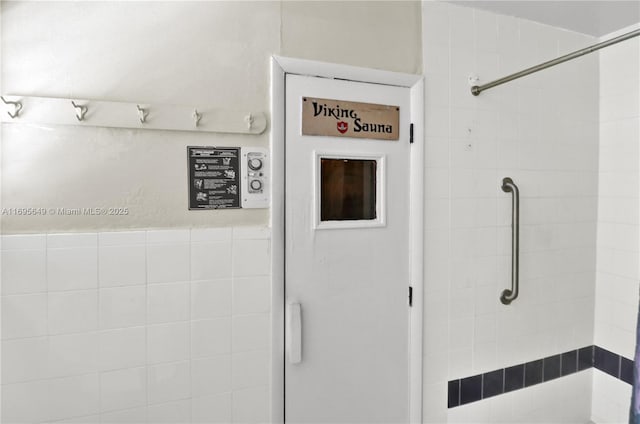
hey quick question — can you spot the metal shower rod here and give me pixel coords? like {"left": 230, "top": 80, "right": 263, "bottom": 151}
{"left": 471, "top": 28, "right": 640, "bottom": 96}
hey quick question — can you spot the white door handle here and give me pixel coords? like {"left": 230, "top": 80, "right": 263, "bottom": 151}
{"left": 286, "top": 302, "right": 302, "bottom": 364}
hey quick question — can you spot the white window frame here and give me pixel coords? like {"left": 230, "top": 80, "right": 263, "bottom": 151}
{"left": 314, "top": 152, "right": 386, "bottom": 230}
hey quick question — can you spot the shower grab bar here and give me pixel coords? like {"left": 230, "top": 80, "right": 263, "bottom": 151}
{"left": 501, "top": 177, "right": 519, "bottom": 305}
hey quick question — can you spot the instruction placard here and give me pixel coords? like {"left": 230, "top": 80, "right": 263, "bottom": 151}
{"left": 188, "top": 146, "right": 240, "bottom": 210}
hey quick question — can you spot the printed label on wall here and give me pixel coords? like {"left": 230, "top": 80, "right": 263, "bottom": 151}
{"left": 188, "top": 146, "right": 240, "bottom": 209}
{"left": 302, "top": 97, "right": 399, "bottom": 141}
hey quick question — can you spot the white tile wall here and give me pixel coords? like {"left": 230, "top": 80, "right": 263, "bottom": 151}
{"left": 592, "top": 371, "right": 633, "bottom": 423}
{"left": 1, "top": 248, "right": 47, "bottom": 295}
{"left": 147, "top": 399, "right": 191, "bottom": 423}
{"left": 191, "top": 279, "right": 232, "bottom": 319}
{"left": 47, "top": 246, "right": 98, "bottom": 292}
{"left": 0, "top": 226, "right": 271, "bottom": 423}
{"left": 147, "top": 322, "right": 189, "bottom": 365}
{"left": 147, "top": 243, "right": 190, "bottom": 283}
{"left": 191, "top": 355, "right": 232, "bottom": 397}
{"left": 48, "top": 374, "right": 100, "bottom": 421}
{"left": 1, "top": 293, "right": 48, "bottom": 339}
{"left": 99, "top": 327, "right": 146, "bottom": 371}
{"left": 593, "top": 25, "right": 640, "bottom": 423}
{"left": 99, "top": 286, "right": 147, "bottom": 330}
{"left": 98, "top": 245, "right": 146, "bottom": 287}
{"left": 231, "top": 386, "right": 270, "bottom": 424}
{"left": 192, "top": 392, "right": 232, "bottom": 423}
{"left": 422, "top": 2, "right": 599, "bottom": 422}
{"left": 100, "top": 366, "right": 147, "bottom": 412}
{"left": 48, "top": 332, "right": 100, "bottom": 379}
{"left": 147, "top": 361, "right": 190, "bottom": 405}
{"left": 48, "top": 290, "right": 98, "bottom": 335}
{"left": 100, "top": 406, "right": 146, "bottom": 424}
{"left": 191, "top": 318, "right": 232, "bottom": 358}
{"left": 191, "top": 242, "right": 233, "bottom": 280}
{"left": 147, "top": 282, "right": 190, "bottom": 324}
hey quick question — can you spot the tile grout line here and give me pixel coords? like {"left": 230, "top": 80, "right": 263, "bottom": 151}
{"left": 144, "top": 229, "right": 150, "bottom": 417}
{"left": 187, "top": 229, "right": 193, "bottom": 423}
{"left": 95, "top": 232, "right": 102, "bottom": 418}
{"left": 231, "top": 227, "right": 237, "bottom": 423}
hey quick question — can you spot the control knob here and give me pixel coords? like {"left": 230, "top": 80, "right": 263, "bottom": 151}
{"left": 248, "top": 158, "right": 263, "bottom": 171}
{"left": 250, "top": 179, "right": 263, "bottom": 191}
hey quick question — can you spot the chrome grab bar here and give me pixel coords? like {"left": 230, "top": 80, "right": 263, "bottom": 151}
{"left": 501, "top": 177, "right": 519, "bottom": 305}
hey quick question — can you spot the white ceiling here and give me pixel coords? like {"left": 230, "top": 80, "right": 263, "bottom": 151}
{"left": 449, "top": 1, "right": 640, "bottom": 36}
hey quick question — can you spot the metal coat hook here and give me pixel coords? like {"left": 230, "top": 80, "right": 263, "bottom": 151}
{"left": 136, "top": 105, "right": 149, "bottom": 124}
{"left": 71, "top": 101, "right": 88, "bottom": 121}
{"left": 1, "top": 96, "right": 23, "bottom": 119}
{"left": 193, "top": 109, "right": 202, "bottom": 127}
{"left": 244, "top": 113, "right": 254, "bottom": 130}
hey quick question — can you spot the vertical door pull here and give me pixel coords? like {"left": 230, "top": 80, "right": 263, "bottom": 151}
{"left": 286, "top": 302, "right": 302, "bottom": 364}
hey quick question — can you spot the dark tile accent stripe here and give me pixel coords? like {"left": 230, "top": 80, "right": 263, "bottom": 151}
{"left": 524, "top": 359, "right": 542, "bottom": 387}
{"left": 621, "top": 357, "right": 634, "bottom": 385}
{"left": 447, "top": 345, "right": 633, "bottom": 409}
{"left": 447, "top": 380, "right": 460, "bottom": 408}
{"left": 592, "top": 345, "right": 635, "bottom": 386}
{"left": 543, "top": 354, "right": 561, "bottom": 381}
{"left": 594, "top": 346, "right": 620, "bottom": 378}
{"left": 561, "top": 350, "right": 578, "bottom": 376}
{"left": 578, "top": 346, "right": 594, "bottom": 371}
{"left": 460, "top": 375, "right": 482, "bottom": 405}
{"left": 482, "top": 369, "right": 503, "bottom": 399}
{"left": 504, "top": 364, "right": 524, "bottom": 392}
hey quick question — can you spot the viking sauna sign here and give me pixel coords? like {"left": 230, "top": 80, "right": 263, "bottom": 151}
{"left": 302, "top": 97, "right": 399, "bottom": 141}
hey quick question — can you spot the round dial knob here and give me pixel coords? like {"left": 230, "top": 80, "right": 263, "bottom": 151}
{"left": 250, "top": 179, "right": 263, "bottom": 191}
{"left": 248, "top": 158, "right": 263, "bottom": 170}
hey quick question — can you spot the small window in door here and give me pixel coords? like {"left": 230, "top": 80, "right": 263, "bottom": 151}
{"left": 320, "top": 158, "right": 377, "bottom": 221}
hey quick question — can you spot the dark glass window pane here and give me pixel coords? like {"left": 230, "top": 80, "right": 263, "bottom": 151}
{"left": 320, "top": 158, "right": 377, "bottom": 221}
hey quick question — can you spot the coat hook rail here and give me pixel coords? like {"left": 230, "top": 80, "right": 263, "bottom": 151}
{"left": 71, "top": 101, "right": 88, "bottom": 121}
{"left": 0, "top": 95, "right": 267, "bottom": 135}
{"left": 1, "top": 96, "right": 23, "bottom": 119}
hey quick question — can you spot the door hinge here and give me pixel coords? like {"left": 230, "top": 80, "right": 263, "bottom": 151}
{"left": 409, "top": 123, "right": 414, "bottom": 144}
{"left": 408, "top": 286, "right": 413, "bottom": 307}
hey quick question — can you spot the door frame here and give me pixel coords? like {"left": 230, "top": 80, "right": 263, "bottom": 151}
{"left": 270, "top": 56, "right": 424, "bottom": 424}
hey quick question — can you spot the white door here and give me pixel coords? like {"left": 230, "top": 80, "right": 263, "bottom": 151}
{"left": 285, "top": 74, "right": 412, "bottom": 423}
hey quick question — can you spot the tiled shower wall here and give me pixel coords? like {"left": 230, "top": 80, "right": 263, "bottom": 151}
{"left": 422, "top": 2, "right": 599, "bottom": 422}
{"left": 593, "top": 25, "right": 640, "bottom": 422}
{"left": 0, "top": 227, "right": 270, "bottom": 423}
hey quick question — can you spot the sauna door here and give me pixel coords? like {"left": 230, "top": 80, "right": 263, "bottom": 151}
{"left": 284, "top": 74, "right": 412, "bottom": 423}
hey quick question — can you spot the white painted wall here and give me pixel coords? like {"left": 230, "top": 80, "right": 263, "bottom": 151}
{"left": 592, "top": 23, "right": 640, "bottom": 423}
{"left": 421, "top": 2, "right": 599, "bottom": 421}
{"left": 0, "top": 1, "right": 421, "bottom": 234}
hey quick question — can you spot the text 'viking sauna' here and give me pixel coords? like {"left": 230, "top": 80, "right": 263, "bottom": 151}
{"left": 312, "top": 101, "right": 393, "bottom": 134}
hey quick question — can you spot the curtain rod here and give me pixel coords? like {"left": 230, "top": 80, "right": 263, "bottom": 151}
{"left": 471, "top": 28, "right": 640, "bottom": 96}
